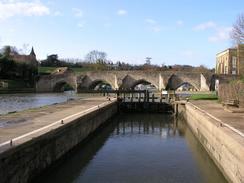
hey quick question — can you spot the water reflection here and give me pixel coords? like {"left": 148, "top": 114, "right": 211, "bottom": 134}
{"left": 36, "top": 114, "right": 227, "bottom": 183}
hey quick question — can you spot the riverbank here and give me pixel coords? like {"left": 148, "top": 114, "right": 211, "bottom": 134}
{"left": 0, "top": 97, "right": 117, "bottom": 183}
{"left": 179, "top": 100, "right": 244, "bottom": 183}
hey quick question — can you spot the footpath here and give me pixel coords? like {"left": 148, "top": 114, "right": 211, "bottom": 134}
{"left": 191, "top": 100, "right": 244, "bottom": 134}
{"left": 0, "top": 97, "right": 116, "bottom": 151}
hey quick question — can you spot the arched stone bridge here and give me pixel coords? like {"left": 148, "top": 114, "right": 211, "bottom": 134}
{"left": 36, "top": 69, "right": 212, "bottom": 92}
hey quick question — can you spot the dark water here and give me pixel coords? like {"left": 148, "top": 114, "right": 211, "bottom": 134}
{"left": 38, "top": 114, "right": 227, "bottom": 183}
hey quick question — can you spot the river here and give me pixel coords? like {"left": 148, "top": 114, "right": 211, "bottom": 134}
{"left": 0, "top": 92, "right": 103, "bottom": 115}
{"left": 36, "top": 113, "right": 227, "bottom": 183}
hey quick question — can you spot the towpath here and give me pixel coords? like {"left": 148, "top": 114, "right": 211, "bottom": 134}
{"left": 191, "top": 100, "right": 244, "bottom": 134}
{"left": 0, "top": 97, "right": 116, "bottom": 151}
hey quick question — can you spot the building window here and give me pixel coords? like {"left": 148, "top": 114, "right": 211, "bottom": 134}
{"left": 224, "top": 66, "right": 228, "bottom": 74}
{"left": 232, "top": 56, "right": 237, "bottom": 68}
{"left": 232, "top": 70, "right": 236, "bottom": 75}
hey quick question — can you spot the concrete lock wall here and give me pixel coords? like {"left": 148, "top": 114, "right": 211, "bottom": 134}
{"left": 0, "top": 102, "right": 118, "bottom": 183}
{"left": 179, "top": 103, "right": 244, "bottom": 183}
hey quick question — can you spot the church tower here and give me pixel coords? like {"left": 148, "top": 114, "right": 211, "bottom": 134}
{"left": 30, "top": 47, "right": 36, "bottom": 58}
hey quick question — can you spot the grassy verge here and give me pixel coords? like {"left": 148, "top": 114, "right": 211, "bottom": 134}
{"left": 38, "top": 67, "right": 93, "bottom": 75}
{"left": 190, "top": 93, "right": 218, "bottom": 100}
{"left": 38, "top": 67, "right": 57, "bottom": 74}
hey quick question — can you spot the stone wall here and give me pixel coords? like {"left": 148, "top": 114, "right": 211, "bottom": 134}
{"left": 0, "top": 102, "right": 118, "bottom": 183}
{"left": 238, "top": 44, "right": 244, "bottom": 75}
{"left": 179, "top": 104, "right": 244, "bottom": 183}
{"left": 218, "top": 82, "right": 244, "bottom": 107}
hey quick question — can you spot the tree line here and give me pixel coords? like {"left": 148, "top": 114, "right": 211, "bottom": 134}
{"left": 0, "top": 46, "right": 37, "bottom": 86}
{"left": 40, "top": 50, "right": 211, "bottom": 72}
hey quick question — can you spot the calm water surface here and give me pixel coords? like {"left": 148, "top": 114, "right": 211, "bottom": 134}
{"left": 0, "top": 92, "right": 104, "bottom": 115}
{"left": 0, "top": 92, "right": 79, "bottom": 115}
{"left": 37, "top": 114, "right": 227, "bottom": 183}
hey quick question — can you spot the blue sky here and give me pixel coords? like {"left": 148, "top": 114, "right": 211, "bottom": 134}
{"left": 0, "top": 0, "right": 243, "bottom": 68}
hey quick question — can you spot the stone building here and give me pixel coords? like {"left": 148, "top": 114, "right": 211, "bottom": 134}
{"left": 9, "top": 47, "right": 38, "bottom": 68}
{"left": 216, "top": 44, "right": 244, "bottom": 75}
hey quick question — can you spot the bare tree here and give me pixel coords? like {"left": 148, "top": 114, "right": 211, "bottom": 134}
{"left": 85, "top": 50, "right": 107, "bottom": 63}
{"left": 19, "top": 43, "right": 30, "bottom": 54}
{"left": 230, "top": 13, "right": 244, "bottom": 44}
{"left": 0, "top": 46, "right": 18, "bottom": 57}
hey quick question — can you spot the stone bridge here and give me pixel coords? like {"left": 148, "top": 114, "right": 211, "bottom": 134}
{"left": 36, "top": 68, "right": 77, "bottom": 92}
{"left": 36, "top": 69, "right": 212, "bottom": 92}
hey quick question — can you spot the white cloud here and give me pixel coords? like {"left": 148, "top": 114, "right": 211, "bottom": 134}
{"left": 176, "top": 20, "right": 184, "bottom": 26}
{"left": 208, "top": 27, "right": 232, "bottom": 42}
{"left": 194, "top": 21, "right": 232, "bottom": 43}
{"left": 194, "top": 21, "right": 216, "bottom": 31}
{"left": 145, "top": 18, "right": 157, "bottom": 24}
{"left": 0, "top": 0, "right": 50, "bottom": 20}
{"left": 117, "top": 9, "right": 127, "bottom": 16}
{"left": 145, "top": 18, "right": 161, "bottom": 32}
{"left": 72, "top": 8, "right": 83, "bottom": 17}
{"left": 151, "top": 26, "right": 161, "bottom": 32}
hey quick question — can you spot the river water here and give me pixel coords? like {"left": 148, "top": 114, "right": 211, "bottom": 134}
{"left": 36, "top": 113, "right": 227, "bottom": 183}
{"left": 0, "top": 92, "right": 102, "bottom": 115}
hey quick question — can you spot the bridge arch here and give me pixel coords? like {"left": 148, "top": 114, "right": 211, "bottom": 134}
{"left": 166, "top": 74, "right": 200, "bottom": 91}
{"left": 53, "top": 81, "right": 74, "bottom": 92}
{"left": 88, "top": 79, "right": 113, "bottom": 90}
{"left": 119, "top": 75, "right": 159, "bottom": 90}
{"left": 36, "top": 67, "right": 77, "bottom": 92}
{"left": 132, "top": 79, "right": 157, "bottom": 91}
{"left": 174, "top": 82, "right": 198, "bottom": 91}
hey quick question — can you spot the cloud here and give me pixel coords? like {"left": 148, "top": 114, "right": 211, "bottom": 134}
{"left": 145, "top": 18, "right": 161, "bottom": 32}
{"left": 208, "top": 27, "right": 232, "bottom": 42}
{"left": 176, "top": 20, "right": 184, "bottom": 26}
{"left": 194, "top": 21, "right": 216, "bottom": 31}
{"left": 117, "top": 9, "right": 127, "bottom": 16}
{"left": 145, "top": 18, "right": 157, "bottom": 24}
{"left": 194, "top": 21, "right": 231, "bottom": 43}
{"left": 72, "top": 8, "right": 83, "bottom": 17}
{"left": 0, "top": 0, "right": 50, "bottom": 20}
{"left": 151, "top": 26, "right": 161, "bottom": 32}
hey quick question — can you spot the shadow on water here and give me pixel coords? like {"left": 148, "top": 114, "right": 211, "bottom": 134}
{"left": 35, "top": 113, "right": 227, "bottom": 183}
{"left": 35, "top": 117, "right": 117, "bottom": 183}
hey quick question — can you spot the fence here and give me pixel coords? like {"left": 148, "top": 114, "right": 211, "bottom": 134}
{"left": 218, "top": 82, "right": 244, "bottom": 107}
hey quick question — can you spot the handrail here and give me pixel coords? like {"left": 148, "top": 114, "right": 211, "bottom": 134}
{"left": 188, "top": 102, "right": 244, "bottom": 138}
{"left": 0, "top": 99, "right": 115, "bottom": 150}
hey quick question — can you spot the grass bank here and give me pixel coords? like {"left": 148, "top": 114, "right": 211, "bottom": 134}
{"left": 38, "top": 67, "right": 93, "bottom": 75}
{"left": 190, "top": 92, "right": 218, "bottom": 100}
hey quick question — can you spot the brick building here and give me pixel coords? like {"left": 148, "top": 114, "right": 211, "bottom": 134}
{"left": 216, "top": 44, "right": 244, "bottom": 75}
{"left": 9, "top": 47, "right": 38, "bottom": 68}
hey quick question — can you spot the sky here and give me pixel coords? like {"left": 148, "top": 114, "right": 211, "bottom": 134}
{"left": 0, "top": 0, "right": 243, "bottom": 68}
